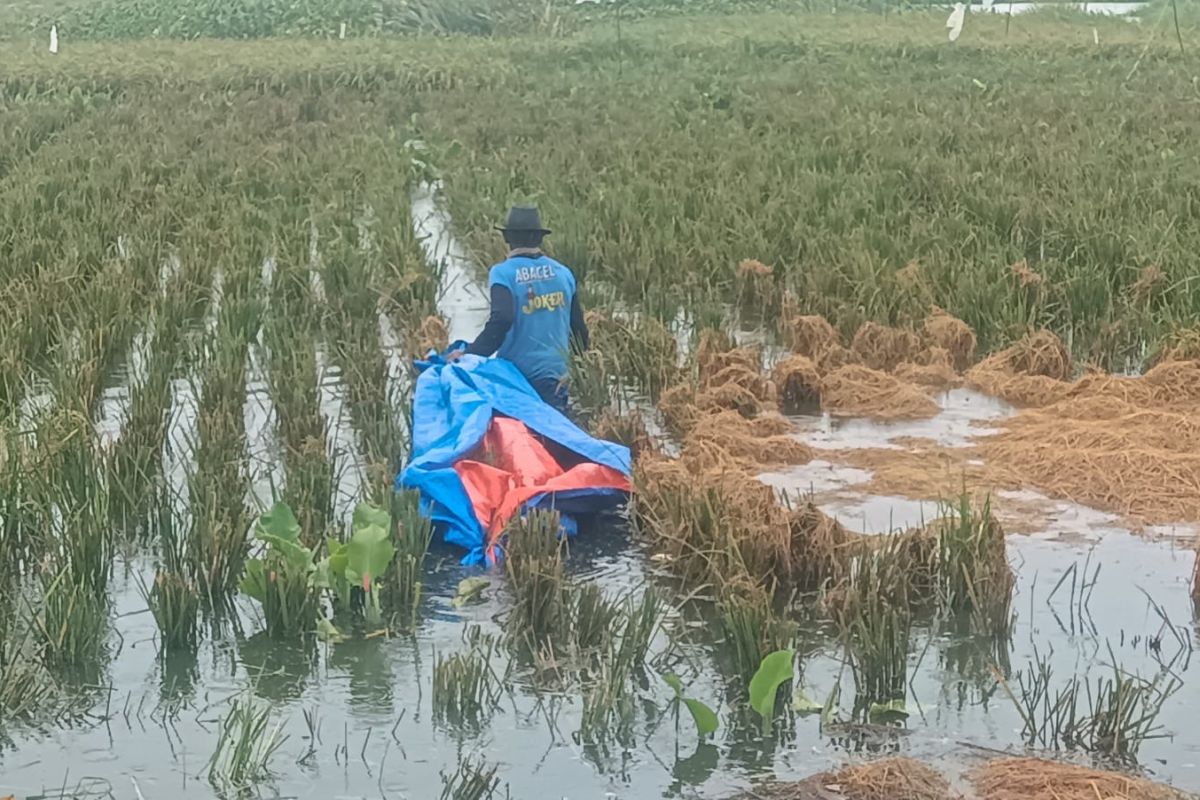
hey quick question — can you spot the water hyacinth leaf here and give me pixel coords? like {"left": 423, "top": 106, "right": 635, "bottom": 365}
{"left": 663, "top": 672, "right": 685, "bottom": 699}
{"left": 868, "top": 698, "right": 908, "bottom": 722}
{"left": 239, "top": 559, "right": 267, "bottom": 604}
{"left": 326, "top": 537, "right": 348, "bottom": 575}
{"left": 749, "top": 649, "right": 794, "bottom": 723}
{"left": 452, "top": 576, "right": 490, "bottom": 608}
{"left": 352, "top": 502, "right": 390, "bottom": 534}
{"left": 346, "top": 524, "right": 395, "bottom": 590}
{"left": 793, "top": 687, "right": 824, "bottom": 715}
{"left": 317, "top": 617, "right": 346, "bottom": 644}
{"left": 682, "top": 698, "right": 719, "bottom": 738}
{"left": 257, "top": 501, "right": 301, "bottom": 543}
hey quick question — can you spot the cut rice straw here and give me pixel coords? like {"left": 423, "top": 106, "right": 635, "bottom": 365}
{"left": 732, "top": 757, "right": 952, "bottom": 800}
{"left": 820, "top": 365, "right": 939, "bottom": 420}
{"left": 972, "top": 757, "right": 1191, "bottom": 800}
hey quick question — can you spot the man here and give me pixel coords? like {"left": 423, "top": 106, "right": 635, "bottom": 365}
{"left": 451, "top": 206, "right": 588, "bottom": 413}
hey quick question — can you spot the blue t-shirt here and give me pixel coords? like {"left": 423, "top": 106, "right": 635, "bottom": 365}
{"left": 490, "top": 255, "right": 577, "bottom": 383}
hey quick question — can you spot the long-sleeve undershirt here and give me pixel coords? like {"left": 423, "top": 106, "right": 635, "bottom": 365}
{"left": 464, "top": 284, "right": 589, "bottom": 357}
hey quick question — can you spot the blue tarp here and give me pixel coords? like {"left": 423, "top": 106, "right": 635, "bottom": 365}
{"left": 396, "top": 350, "right": 632, "bottom": 565}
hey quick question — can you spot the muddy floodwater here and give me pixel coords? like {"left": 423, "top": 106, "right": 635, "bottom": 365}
{"left": 6, "top": 473, "right": 1197, "bottom": 798}
{"left": 6, "top": 193, "right": 1199, "bottom": 799}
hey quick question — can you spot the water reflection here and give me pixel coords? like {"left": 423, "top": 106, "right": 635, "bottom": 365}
{"left": 237, "top": 633, "right": 317, "bottom": 703}
{"left": 328, "top": 635, "right": 396, "bottom": 717}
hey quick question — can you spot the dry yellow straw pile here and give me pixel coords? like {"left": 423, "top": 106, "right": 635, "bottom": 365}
{"left": 771, "top": 355, "right": 823, "bottom": 411}
{"left": 973, "top": 758, "right": 1191, "bottom": 800}
{"left": 965, "top": 330, "right": 1073, "bottom": 407}
{"left": 415, "top": 314, "right": 449, "bottom": 355}
{"left": 851, "top": 321, "right": 924, "bottom": 372}
{"left": 590, "top": 409, "right": 656, "bottom": 459}
{"left": 784, "top": 313, "right": 843, "bottom": 359}
{"left": 894, "top": 346, "right": 960, "bottom": 389}
{"left": 735, "top": 758, "right": 952, "bottom": 800}
{"left": 684, "top": 410, "right": 812, "bottom": 468}
{"left": 977, "top": 366, "right": 1200, "bottom": 525}
{"left": 1152, "top": 326, "right": 1200, "bottom": 364}
{"left": 635, "top": 449, "right": 852, "bottom": 593}
{"left": 820, "top": 365, "right": 940, "bottom": 420}
{"left": 923, "top": 307, "right": 977, "bottom": 370}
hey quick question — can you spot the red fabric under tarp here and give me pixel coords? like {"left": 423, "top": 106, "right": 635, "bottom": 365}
{"left": 453, "top": 416, "right": 631, "bottom": 557}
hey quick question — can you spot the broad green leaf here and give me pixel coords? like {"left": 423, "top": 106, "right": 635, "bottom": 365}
{"left": 748, "top": 649, "right": 794, "bottom": 724}
{"left": 239, "top": 559, "right": 267, "bottom": 604}
{"left": 682, "top": 698, "right": 719, "bottom": 738}
{"left": 326, "top": 537, "right": 349, "bottom": 577}
{"left": 868, "top": 699, "right": 908, "bottom": 722}
{"left": 260, "top": 533, "right": 313, "bottom": 573}
{"left": 662, "top": 672, "right": 685, "bottom": 699}
{"left": 352, "top": 502, "right": 390, "bottom": 534}
{"left": 451, "top": 576, "right": 490, "bottom": 608}
{"left": 346, "top": 524, "right": 395, "bottom": 590}
{"left": 256, "top": 501, "right": 301, "bottom": 543}
{"left": 792, "top": 687, "right": 824, "bottom": 715}
{"left": 316, "top": 617, "right": 346, "bottom": 643}
{"left": 313, "top": 558, "right": 333, "bottom": 590}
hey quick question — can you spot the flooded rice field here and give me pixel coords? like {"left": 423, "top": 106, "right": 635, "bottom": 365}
{"left": 4, "top": 188, "right": 1199, "bottom": 800}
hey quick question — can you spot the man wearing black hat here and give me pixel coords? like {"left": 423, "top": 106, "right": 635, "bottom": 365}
{"left": 451, "top": 206, "right": 588, "bottom": 413}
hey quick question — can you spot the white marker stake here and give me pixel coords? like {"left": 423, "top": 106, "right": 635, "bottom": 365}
{"left": 946, "top": 3, "right": 966, "bottom": 42}
{"left": 49, "top": 24, "right": 59, "bottom": 54}
{"left": 339, "top": 21, "right": 346, "bottom": 39}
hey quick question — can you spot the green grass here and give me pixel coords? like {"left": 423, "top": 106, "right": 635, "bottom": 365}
{"left": 412, "top": 10, "right": 1197, "bottom": 367}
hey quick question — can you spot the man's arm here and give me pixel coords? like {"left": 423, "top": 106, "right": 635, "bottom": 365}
{"left": 464, "top": 284, "right": 514, "bottom": 356}
{"left": 569, "top": 292, "right": 589, "bottom": 353}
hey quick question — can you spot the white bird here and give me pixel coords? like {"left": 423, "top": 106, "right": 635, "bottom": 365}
{"left": 339, "top": 21, "right": 346, "bottom": 39}
{"left": 49, "top": 24, "right": 59, "bottom": 54}
{"left": 946, "top": 3, "right": 966, "bottom": 42}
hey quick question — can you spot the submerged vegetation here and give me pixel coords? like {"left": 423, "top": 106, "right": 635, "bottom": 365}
{"left": 0, "top": 3, "right": 1196, "bottom": 797}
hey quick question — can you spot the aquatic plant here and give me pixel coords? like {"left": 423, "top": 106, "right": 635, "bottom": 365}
{"left": 935, "top": 495, "right": 1014, "bottom": 637}
{"left": 145, "top": 570, "right": 201, "bottom": 652}
{"left": 503, "top": 509, "right": 566, "bottom": 642}
{"left": 568, "top": 582, "right": 623, "bottom": 654}
{"left": 388, "top": 489, "right": 434, "bottom": 628}
{"left": 316, "top": 502, "right": 397, "bottom": 626}
{"left": 439, "top": 757, "right": 501, "bottom": 800}
{"left": 240, "top": 502, "right": 321, "bottom": 638}
{"left": 33, "top": 566, "right": 109, "bottom": 669}
{"left": 829, "top": 535, "right": 918, "bottom": 717}
{"left": 432, "top": 626, "right": 503, "bottom": 727}
{"left": 1003, "top": 646, "right": 1180, "bottom": 758}
{"left": 719, "top": 592, "right": 795, "bottom": 686}
{"left": 748, "top": 649, "right": 794, "bottom": 732}
{"left": 207, "top": 693, "right": 287, "bottom": 792}
{"left": 663, "top": 673, "right": 719, "bottom": 738}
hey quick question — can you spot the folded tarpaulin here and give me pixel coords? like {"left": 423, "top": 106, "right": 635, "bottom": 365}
{"left": 396, "top": 352, "right": 632, "bottom": 565}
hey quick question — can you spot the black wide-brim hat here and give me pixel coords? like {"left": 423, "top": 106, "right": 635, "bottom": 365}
{"left": 495, "top": 206, "right": 551, "bottom": 235}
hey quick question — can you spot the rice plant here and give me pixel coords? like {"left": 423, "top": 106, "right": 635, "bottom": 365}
{"left": 829, "top": 536, "right": 918, "bottom": 718}
{"left": 1005, "top": 646, "right": 1180, "bottom": 758}
{"left": 145, "top": 570, "right": 201, "bottom": 652}
{"left": 240, "top": 502, "right": 322, "bottom": 638}
{"left": 719, "top": 591, "right": 795, "bottom": 686}
{"left": 935, "top": 495, "right": 1015, "bottom": 638}
{"left": 207, "top": 693, "right": 287, "bottom": 792}
{"left": 432, "top": 627, "right": 503, "bottom": 728}
{"left": 439, "top": 757, "right": 501, "bottom": 800}
{"left": 33, "top": 566, "right": 109, "bottom": 670}
{"left": 503, "top": 509, "right": 567, "bottom": 642}
{"left": 567, "top": 583, "right": 622, "bottom": 654}
{"left": 387, "top": 489, "right": 433, "bottom": 629}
